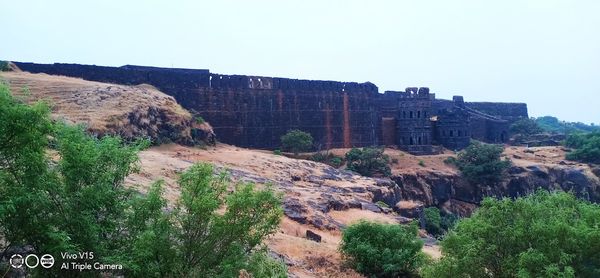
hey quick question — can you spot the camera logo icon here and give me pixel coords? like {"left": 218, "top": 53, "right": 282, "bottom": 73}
{"left": 9, "top": 254, "right": 54, "bottom": 269}
{"left": 9, "top": 254, "right": 23, "bottom": 268}
{"left": 40, "top": 254, "right": 55, "bottom": 268}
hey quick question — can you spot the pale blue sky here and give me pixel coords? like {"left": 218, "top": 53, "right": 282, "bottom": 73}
{"left": 2, "top": 0, "right": 599, "bottom": 123}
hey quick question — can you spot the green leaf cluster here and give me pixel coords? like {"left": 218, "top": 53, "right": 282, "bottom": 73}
{"left": 280, "top": 129, "right": 313, "bottom": 155}
{"left": 345, "top": 147, "right": 391, "bottom": 177}
{"left": 565, "top": 132, "right": 600, "bottom": 164}
{"left": 423, "top": 191, "right": 600, "bottom": 278}
{"left": 452, "top": 141, "right": 511, "bottom": 185}
{"left": 340, "top": 221, "right": 426, "bottom": 278}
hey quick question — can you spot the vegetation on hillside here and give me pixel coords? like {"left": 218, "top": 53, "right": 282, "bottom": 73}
{"left": 0, "top": 60, "right": 9, "bottom": 71}
{"left": 565, "top": 132, "right": 600, "bottom": 164}
{"left": 510, "top": 117, "right": 543, "bottom": 137}
{"left": 423, "top": 191, "right": 600, "bottom": 278}
{"left": 0, "top": 83, "right": 285, "bottom": 277}
{"left": 345, "top": 147, "right": 391, "bottom": 177}
{"left": 447, "top": 141, "right": 511, "bottom": 185}
{"left": 340, "top": 221, "right": 426, "bottom": 277}
{"left": 281, "top": 129, "right": 313, "bottom": 155}
{"left": 536, "top": 116, "right": 600, "bottom": 134}
{"left": 310, "top": 151, "right": 344, "bottom": 167}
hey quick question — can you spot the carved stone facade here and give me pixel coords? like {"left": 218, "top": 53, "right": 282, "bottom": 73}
{"left": 13, "top": 62, "right": 528, "bottom": 154}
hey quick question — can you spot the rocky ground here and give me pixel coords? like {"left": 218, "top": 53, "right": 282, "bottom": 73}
{"left": 0, "top": 71, "right": 215, "bottom": 145}
{"left": 123, "top": 143, "right": 600, "bottom": 277}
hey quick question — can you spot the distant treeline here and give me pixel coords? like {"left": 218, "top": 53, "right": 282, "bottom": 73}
{"left": 536, "top": 116, "right": 600, "bottom": 134}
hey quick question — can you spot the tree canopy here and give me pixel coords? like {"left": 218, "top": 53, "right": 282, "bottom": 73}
{"left": 423, "top": 191, "right": 600, "bottom": 278}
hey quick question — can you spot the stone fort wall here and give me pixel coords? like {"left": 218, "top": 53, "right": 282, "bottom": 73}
{"left": 12, "top": 62, "right": 528, "bottom": 151}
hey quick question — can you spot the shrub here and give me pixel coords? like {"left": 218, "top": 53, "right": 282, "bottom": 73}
{"left": 340, "top": 221, "right": 426, "bottom": 277}
{"left": 565, "top": 132, "right": 600, "bottom": 164}
{"left": 452, "top": 141, "right": 510, "bottom": 185}
{"left": 423, "top": 191, "right": 600, "bottom": 278}
{"left": 243, "top": 248, "right": 288, "bottom": 278}
{"left": 330, "top": 156, "right": 343, "bottom": 167}
{"left": 0, "top": 60, "right": 9, "bottom": 71}
{"left": 273, "top": 149, "right": 282, "bottom": 155}
{"left": 510, "top": 117, "right": 543, "bottom": 136}
{"left": 391, "top": 158, "right": 399, "bottom": 164}
{"left": 345, "top": 147, "right": 391, "bottom": 177}
{"left": 375, "top": 201, "right": 389, "bottom": 208}
{"left": 423, "top": 207, "right": 442, "bottom": 236}
{"left": 124, "top": 163, "right": 283, "bottom": 277}
{"left": 418, "top": 160, "right": 425, "bottom": 167}
{"left": 194, "top": 116, "right": 205, "bottom": 124}
{"left": 281, "top": 129, "right": 313, "bottom": 155}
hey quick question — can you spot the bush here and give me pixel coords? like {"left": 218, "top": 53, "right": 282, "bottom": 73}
{"left": 0, "top": 60, "right": 9, "bottom": 71}
{"left": 565, "top": 132, "right": 600, "bottom": 164}
{"left": 124, "top": 163, "right": 283, "bottom": 277}
{"left": 273, "top": 149, "right": 282, "bottom": 155}
{"left": 340, "top": 221, "right": 426, "bottom": 277}
{"left": 418, "top": 160, "right": 425, "bottom": 167}
{"left": 345, "top": 147, "right": 391, "bottom": 177}
{"left": 195, "top": 116, "right": 205, "bottom": 124}
{"left": 330, "top": 156, "right": 343, "bottom": 167}
{"left": 423, "top": 191, "right": 600, "bottom": 278}
{"left": 281, "top": 129, "right": 313, "bottom": 155}
{"left": 510, "top": 117, "right": 543, "bottom": 136}
{"left": 423, "top": 207, "right": 442, "bottom": 236}
{"left": 452, "top": 141, "right": 510, "bottom": 185}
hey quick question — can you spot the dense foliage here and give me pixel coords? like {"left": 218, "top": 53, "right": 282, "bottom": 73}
{"left": 0, "top": 83, "right": 285, "bottom": 277}
{"left": 423, "top": 207, "right": 458, "bottom": 237}
{"left": 564, "top": 132, "right": 600, "bottom": 164}
{"left": 340, "top": 221, "right": 426, "bottom": 278}
{"left": 536, "top": 116, "right": 600, "bottom": 134}
{"left": 423, "top": 191, "right": 600, "bottom": 278}
{"left": 345, "top": 147, "right": 391, "bottom": 177}
{"left": 452, "top": 141, "right": 510, "bottom": 185}
{"left": 122, "top": 163, "right": 284, "bottom": 277}
{"left": 423, "top": 207, "right": 442, "bottom": 236}
{"left": 0, "top": 60, "right": 8, "bottom": 71}
{"left": 280, "top": 129, "right": 313, "bottom": 155}
{"left": 509, "top": 117, "right": 543, "bottom": 136}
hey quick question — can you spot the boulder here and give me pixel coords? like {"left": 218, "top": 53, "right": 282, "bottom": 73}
{"left": 306, "top": 230, "right": 322, "bottom": 243}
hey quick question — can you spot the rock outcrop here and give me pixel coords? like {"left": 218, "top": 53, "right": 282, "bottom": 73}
{"left": 0, "top": 71, "right": 216, "bottom": 146}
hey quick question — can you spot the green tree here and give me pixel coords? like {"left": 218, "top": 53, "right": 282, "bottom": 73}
{"left": 122, "top": 163, "right": 284, "bottom": 277}
{"left": 565, "top": 132, "right": 600, "bottom": 164}
{"left": 345, "top": 147, "right": 391, "bottom": 177}
{"left": 280, "top": 129, "right": 313, "bottom": 155}
{"left": 0, "top": 83, "right": 286, "bottom": 277}
{"left": 0, "top": 60, "right": 9, "bottom": 71}
{"left": 510, "top": 118, "right": 543, "bottom": 136}
{"left": 0, "top": 81, "right": 148, "bottom": 275}
{"left": 340, "top": 221, "right": 426, "bottom": 278}
{"left": 423, "top": 191, "right": 600, "bottom": 278}
{"left": 452, "top": 141, "right": 510, "bottom": 185}
{"left": 423, "top": 207, "right": 442, "bottom": 236}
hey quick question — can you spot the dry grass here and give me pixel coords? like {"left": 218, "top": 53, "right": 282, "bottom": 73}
{"left": 0, "top": 71, "right": 193, "bottom": 143}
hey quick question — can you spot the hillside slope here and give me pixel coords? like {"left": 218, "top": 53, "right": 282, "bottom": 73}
{"left": 0, "top": 71, "right": 214, "bottom": 145}
{"left": 126, "top": 144, "right": 600, "bottom": 277}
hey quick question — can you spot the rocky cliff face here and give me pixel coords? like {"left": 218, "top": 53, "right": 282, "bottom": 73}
{"left": 370, "top": 146, "right": 600, "bottom": 217}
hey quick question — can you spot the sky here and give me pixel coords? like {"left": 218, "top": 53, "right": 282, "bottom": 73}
{"left": 2, "top": 0, "right": 599, "bottom": 124}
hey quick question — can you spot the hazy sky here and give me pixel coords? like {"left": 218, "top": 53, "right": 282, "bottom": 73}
{"left": 2, "top": 0, "right": 599, "bottom": 123}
